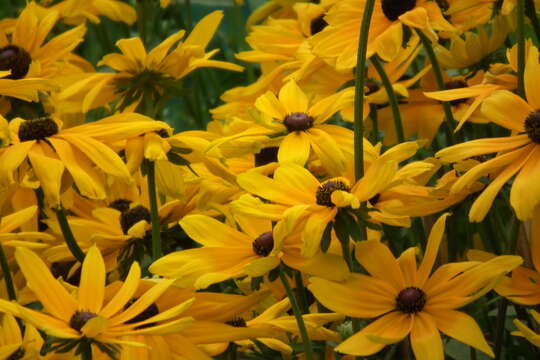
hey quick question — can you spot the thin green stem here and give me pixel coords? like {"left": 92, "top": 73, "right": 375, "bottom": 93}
{"left": 371, "top": 56, "right": 404, "bottom": 143}
{"left": 279, "top": 267, "right": 314, "bottom": 360}
{"left": 525, "top": 0, "right": 540, "bottom": 43}
{"left": 79, "top": 340, "right": 92, "bottom": 360}
{"left": 494, "top": 298, "right": 508, "bottom": 360}
{"left": 416, "top": 30, "right": 456, "bottom": 145}
{"left": 185, "top": 0, "right": 193, "bottom": 32}
{"left": 147, "top": 161, "right": 162, "bottom": 260}
{"left": 470, "top": 347, "right": 477, "bottom": 360}
{"left": 353, "top": 0, "right": 376, "bottom": 181}
{"left": 137, "top": 0, "right": 148, "bottom": 46}
{"left": 0, "top": 244, "right": 16, "bottom": 300}
{"left": 517, "top": 0, "right": 527, "bottom": 99}
{"left": 369, "top": 104, "right": 379, "bottom": 143}
{"left": 294, "top": 270, "right": 309, "bottom": 314}
{"left": 56, "top": 208, "right": 85, "bottom": 263}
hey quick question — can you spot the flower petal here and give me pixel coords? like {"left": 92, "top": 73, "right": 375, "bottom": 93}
{"left": 78, "top": 246, "right": 106, "bottom": 313}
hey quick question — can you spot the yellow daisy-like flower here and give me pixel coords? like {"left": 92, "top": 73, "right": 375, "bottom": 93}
{"left": 60, "top": 10, "right": 243, "bottom": 113}
{"left": 0, "top": 113, "right": 169, "bottom": 207}
{"left": 0, "top": 246, "right": 194, "bottom": 351}
{"left": 235, "top": 160, "right": 397, "bottom": 257}
{"left": 0, "top": 313, "right": 43, "bottom": 360}
{"left": 311, "top": 0, "right": 455, "bottom": 70}
{"left": 0, "top": 3, "right": 86, "bottom": 80}
{"left": 253, "top": 80, "right": 354, "bottom": 175}
{"left": 309, "top": 214, "right": 522, "bottom": 359}
{"left": 436, "top": 46, "right": 540, "bottom": 221}
{"left": 40, "top": 0, "right": 137, "bottom": 25}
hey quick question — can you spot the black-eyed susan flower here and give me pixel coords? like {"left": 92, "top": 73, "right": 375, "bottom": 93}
{"left": 437, "top": 46, "right": 540, "bottom": 221}
{"left": 0, "top": 113, "right": 169, "bottom": 207}
{"left": 60, "top": 11, "right": 243, "bottom": 113}
{"left": 309, "top": 214, "right": 522, "bottom": 359}
{"left": 39, "top": 0, "right": 137, "bottom": 25}
{"left": 0, "top": 313, "right": 43, "bottom": 360}
{"left": 0, "top": 246, "right": 194, "bottom": 357}
{"left": 311, "top": 0, "right": 455, "bottom": 70}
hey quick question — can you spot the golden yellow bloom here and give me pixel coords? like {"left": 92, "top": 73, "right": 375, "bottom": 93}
{"left": 60, "top": 11, "right": 243, "bottom": 113}
{"left": 0, "top": 313, "right": 43, "bottom": 360}
{"left": 0, "top": 247, "right": 194, "bottom": 351}
{"left": 311, "top": 0, "right": 455, "bottom": 70}
{"left": 309, "top": 214, "right": 522, "bottom": 359}
{"left": 437, "top": 47, "right": 540, "bottom": 221}
{"left": 39, "top": 0, "right": 137, "bottom": 25}
{"left": 0, "top": 113, "right": 169, "bottom": 207}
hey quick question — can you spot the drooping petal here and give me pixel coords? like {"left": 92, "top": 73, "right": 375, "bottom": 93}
{"left": 179, "top": 215, "right": 252, "bottom": 247}
{"left": 431, "top": 309, "right": 494, "bottom": 357}
{"left": 410, "top": 312, "right": 444, "bottom": 360}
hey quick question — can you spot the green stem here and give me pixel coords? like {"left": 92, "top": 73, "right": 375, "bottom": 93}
{"left": 294, "top": 271, "right": 309, "bottom": 314}
{"left": 79, "top": 340, "right": 92, "bottom": 360}
{"left": 517, "top": 0, "right": 527, "bottom": 99}
{"left": 55, "top": 208, "right": 85, "bottom": 263}
{"left": 369, "top": 104, "right": 379, "bottom": 144}
{"left": 137, "top": 0, "right": 149, "bottom": 47}
{"left": 371, "top": 56, "right": 405, "bottom": 143}
{"left": 525, "top": 0, "right": 540, "bottom": 43}
{"left": 0, "top": 244, "right": 16, "bottom": 300}
{"left": 279, "top": 267, "right": 314, "bottom": 360}
{"left": 470, "top": 347, "right": 477, "bottom": 360}
{"left": 494, "top": 298, "right": 508, "bottom": 360}
{"left": 185, "top": 0, "right": 193, "bottom": 32}
{"left": 416, "top": 29, "right": 456, "bottom": 145}
{"left": 147, "top": 161, "right": 162, "bottom": 260}
{"left": 353, "top": 0, "right": 376, "bottom": 181}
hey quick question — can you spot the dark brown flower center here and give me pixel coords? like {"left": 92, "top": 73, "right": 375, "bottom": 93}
{"left": 7, "top": 347, "right": 25, "bottom": 360}
{"left": 120, "top": 205, "right": 151, "bottom": 234}
{"left": 255, "top": 146, "right": 279, "bottom": 167}
{"left": 283, "top": 112, "right": 314, "bottom": 132}
{"left": 396, "top": 287, "right": 426, "bottom": 313}
{"left": 124, "top": 298, "right": 159, "bottom": 329}
{"left": 252, "top": 231, "right": 274, "bottom": 256}
{"left": 226, "top": 317, "right": 247, "bottom": 327}
{"left": 525, "top": 111, "right": 540, "bottom": 144}
{"left": 310, "top": 14, "right": 328, "bottom": 35}
{"left": 155, "top": 128, "right": 170, "bottom": 138}
{"left": 0, "top": 45, "right": 31, "bottom": 79}
{"left": 109, "top": 199, "right": 133, "bottom": 213}
{"left": 381, "top": 0, "right": 416, "bottom": 21}
{"left": 444, "top": 80, "right": 468, "bottom": 106}
{"left": 316, "top": 180, "right": 350, "bottom": 207}
{"left": 69, "top": 311, "right": 98, "bottom": 332}
{"left": 369, "top": 193, "right": 381, "bottom": 205}
{"left": 51, "top": 260, "right": 81, "bottom": 286}
{"left": 18, "top": 118, "right": 59, "bottom": 142}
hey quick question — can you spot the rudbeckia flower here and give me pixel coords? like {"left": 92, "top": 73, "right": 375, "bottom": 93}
{"left": 311, "top": 0, "right": 455, "bottom": 70}
{"left": 253, "top": 80, "right": 354, "bottom": 175}
{"left": 308, "top": 214, "right": 522, "bottom": 359}
{"left": 0, "top": 113, "right": 169, "bottom": 207}
{"left": 39, "top": 0, "right": 137, "bottom": 25}
{"left": 236, "top": 160, "right": 398, "bottom": 257}
{"left": 0, "top": 3, "right": 86, "bottom": 80}
{"left": 0, "top": 313, "right": 43, "bottom": 360}
{"left": 0, "top": 246, "right": 194, "bottom": 354}
{"left": 436, "top": 47, "right": 540, "bottom": 221}
{"left": 60, "top": 11, "right": 243, "bottom": 113}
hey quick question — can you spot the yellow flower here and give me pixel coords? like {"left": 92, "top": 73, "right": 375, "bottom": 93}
{"left": 436, "top": 46, "right": 540, "bottom": 221}
{"left": 0, "top": 246, "right": 194, "bottom": 351}
{"left": 39, "top": 0, "right": 136, "bottom": 25}
{"left": 311, "top": 0, "right": 455, "bottom": 70}
{"left": 235, "top": 160, "right": 398, "bottom": 257}
{"left": 309, "top": 214, "right": 522, "bottom": 359}
{"left": 0, "top": 313, "right": 43, "bottom": 360}
{"left": 512, "top": 310, "right": 540, "bottom": 348}
{"left": 60, "top": 11, "right": 243, "bottom": 113}
{"left": 0, "top": 113, "right": 169, "bottom": 207}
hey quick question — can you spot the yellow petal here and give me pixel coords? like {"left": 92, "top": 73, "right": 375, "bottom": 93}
{"left": 179, "top": 215, "right": 252, "bottom": 247}
{"left": 15, "top": 247, "right": 77, "bottom": 322}
{"left": 279, "top": 80, "right": 309, "bottom": 114}
{"left": 78, "top": 246, "right": 105, "bottom": 313}
{"left": 416, "top": 213, "right": 450, "bottom": 287}
{"left": 355, "top": 240, "right": 405, "bottom": 291}
{"left": 277, "top": 132, "right": 311, "bottom": 166}
{"left": 410, "top": 312, "right": 444, "bottom": 360}
{"left": 100, "top": 262, "right": 141, "bottom": 318}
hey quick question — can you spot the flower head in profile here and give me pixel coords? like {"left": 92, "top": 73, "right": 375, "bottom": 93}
{"left": 309, "top": 214, "right": 522, "bottom": 359}
{"left": 0, "top": 246, "right": 194, "bottom": 356}
{"left": 60, "top": 10, "right": 243, "bottom": 113}
{"left": 436, "top": 46, "right": 540, "bottom": 221}
{"left": 311, "top": 0, "right": 455, "bottom": 70}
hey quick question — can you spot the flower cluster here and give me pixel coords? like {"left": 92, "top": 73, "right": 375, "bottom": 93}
{"left": 0, "top": 0, "right": 538, "bottom": 359}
